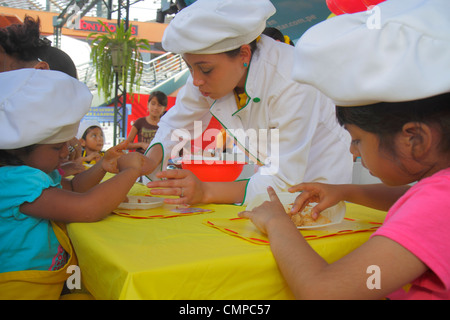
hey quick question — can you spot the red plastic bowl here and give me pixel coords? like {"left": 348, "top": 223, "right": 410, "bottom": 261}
{"left": 181, "top": 160, "right": 245, "bottom": 182}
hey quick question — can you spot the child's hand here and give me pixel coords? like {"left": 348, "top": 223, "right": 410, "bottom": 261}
{"left": 238, "top": 186, "right": 292, "bottom": 235}
{"left": 288, "top": 182, "right": 342, "bottom": 219}
{"left": 60, "top": 161, "right": 85, "bottom": 176}
{"left": 139, "top": 142, "right": 150, "bottom": 150}
{"left": 85, "top": 152, "right": 102, "bottom": 163}
{"left": 147, "top": 169, "right": 205, "bottom": 205}
{"left": 117, "top": 152, "right": 147, "bottom": 173}
{"left": 67, "top": 137, "right": 82, "bottom": 161}
{"left": 102, "top": 141, "right": 128, "bottom": 173}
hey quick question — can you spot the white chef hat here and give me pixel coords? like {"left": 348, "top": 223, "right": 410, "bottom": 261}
{"left": 162, "top": 0, "right": 276, "bottom": 54}
{"left": 292, "top": 0, "right": 450, "bottom": 106}
{"left": 76, "top": 119, "right": 102, "bottom": 140}
{"left": 0, "top": 69, "right": 92, "bottom": 149}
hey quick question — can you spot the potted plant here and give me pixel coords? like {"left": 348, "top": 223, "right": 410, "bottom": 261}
{"left": 87, "top": 20, "right": 151, "bottom": 99}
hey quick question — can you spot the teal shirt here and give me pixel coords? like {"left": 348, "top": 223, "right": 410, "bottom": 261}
{"left": 0, "top": 166, "right": 68, "bottom": 273}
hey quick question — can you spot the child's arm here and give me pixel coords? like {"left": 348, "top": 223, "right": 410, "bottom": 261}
{"left": 20, "top": 152, "right": 151, "bottom": 223}
{"left": 124, "top": 126, "right": 149, "bottom": 151}
{"left": 78, "top": 152, "right": 101, "bottom": 164}
{"left": 61, "top": 141, "right": 128, "bottom": 192}
{"left": 59, "top": 161, "right": 85, "bottom": 177}
{"left": 239, "top": 187, "right": 427, "bottom": 299}
{"left": 127, "top": 141, "right": 150, "bottom": 151}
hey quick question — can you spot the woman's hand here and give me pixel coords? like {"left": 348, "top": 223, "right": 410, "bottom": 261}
{"left": 288, "top": 182, "right": 344, "bottom": 219}
{"left": 238, "top": 186, "right": 293, "bottom": 235}
{"left": 147, "top": 169, "right": 205, "bottom": 205}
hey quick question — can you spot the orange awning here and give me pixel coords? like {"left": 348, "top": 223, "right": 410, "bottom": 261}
{"left": 0, "top": 14, "right": 22, "bottom": 28}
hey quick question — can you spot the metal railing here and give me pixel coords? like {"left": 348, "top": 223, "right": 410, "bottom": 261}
{"left": 0, "top": 0, "right": 43, "bottom": 10}
{"left": 141, "top": 52, "right": 187, "bottom": 89}
{"left": 77, "top": 51, "right": 188, "bottom": 94}
{"left": 0, "top": 0, "right": 108, "bottom": 16}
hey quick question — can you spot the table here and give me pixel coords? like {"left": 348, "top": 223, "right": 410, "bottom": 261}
{"left": 67, "top": 183, "right": 386, "bottom": 300}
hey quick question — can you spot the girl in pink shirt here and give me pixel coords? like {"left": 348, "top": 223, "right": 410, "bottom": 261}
{"left": 239, "top": 0, "right": 450, "bottom": 300}
{"left": 240, "top": 93, "right": 450, "bottom": 300}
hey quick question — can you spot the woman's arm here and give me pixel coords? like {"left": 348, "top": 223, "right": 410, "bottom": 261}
{"left": 147, "top": 169, "right": 248, "bottom": 204}
{"left": 144, "top": 143, "right": 165, "bottom": 174}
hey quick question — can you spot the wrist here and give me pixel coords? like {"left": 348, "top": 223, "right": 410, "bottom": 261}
{"left": 96, "top": 158, "right": 108, "bottom": 173}
{"left": 200, "top": 181, "right": 214, "bottom": 203}
{"left": 266, "top": 214, "right": 298, "bottom": 238}
{"left": 339, "top": 184, "right": 355, "bottom": 202}
{"left": 121, "top": 166, "right": 142, "bottom": 179}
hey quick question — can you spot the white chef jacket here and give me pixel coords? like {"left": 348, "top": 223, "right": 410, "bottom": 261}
{"left": 146, "top": 35, "right": 353, "bottom": 204}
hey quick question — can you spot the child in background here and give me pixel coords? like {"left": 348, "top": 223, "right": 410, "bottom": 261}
{"left": 76, "top": 120, "right": 105, "bottom": 165}
{"left": 239, "top": 0, "right": 450, "bottom": 300}
{"left": 0, "top": 69, "right": 151, "bottom": 298}
{"left": 126, "top": 91, "right": 168, "bottom": 154}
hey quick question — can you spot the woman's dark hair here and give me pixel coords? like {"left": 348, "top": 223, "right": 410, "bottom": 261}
{"left": 336, "top": 92, "right": 450, "bottom": 155}
{"left": 0, "top": 16, "right": 78, "bottom": 78}
{"left": 149, "top": 90, "right": 168, "bottom": 107}
{"left": 224, "top": 39, "right": 258, "bottom": 58}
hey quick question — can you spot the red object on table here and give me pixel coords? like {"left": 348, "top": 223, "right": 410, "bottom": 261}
{"left": 181, "top": 160, "right": 245, "bottom": 182}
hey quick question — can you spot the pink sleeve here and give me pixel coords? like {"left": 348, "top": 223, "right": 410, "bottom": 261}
{"left": 373, "top": 174, "right": 450, "bottom": 291}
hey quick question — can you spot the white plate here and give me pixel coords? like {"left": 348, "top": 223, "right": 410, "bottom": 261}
{"left": 246, "top": 192, "right": 346, "bottom": 229}
{"left": 117, "top": 196, "right": 164, "bottom": 210}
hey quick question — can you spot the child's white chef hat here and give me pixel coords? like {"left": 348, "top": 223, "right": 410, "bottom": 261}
{"left": 292, "top": 0, "right": 450, "bottom": 106}
{"left": 76, "top": 119, "right": 102, "bottom": 140}
{"left": 0, "top": 69, "right": 92, "bottom": 149}
{"left": 162, "top": 0, "right": 276, "bottom": 54}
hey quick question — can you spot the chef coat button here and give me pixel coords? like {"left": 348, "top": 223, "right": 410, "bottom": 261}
{"left": 253, "top": 97, "right": 260, "bottom": 103}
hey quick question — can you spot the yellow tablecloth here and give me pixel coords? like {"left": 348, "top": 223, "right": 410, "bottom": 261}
{"left": 67, "top": 183, "right": 387, "bottom": 300}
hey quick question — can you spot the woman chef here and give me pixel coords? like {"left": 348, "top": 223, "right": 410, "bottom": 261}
{"left": 145, "top": 0, "right": 353, "bottom": 205}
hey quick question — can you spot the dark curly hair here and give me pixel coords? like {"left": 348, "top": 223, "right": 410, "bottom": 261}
{"left": 0, "top": 16, "right": 78, "bottom": 78}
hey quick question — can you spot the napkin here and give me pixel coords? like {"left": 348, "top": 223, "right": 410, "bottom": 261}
{"left": 113, "top": 205, "right": 214, "bottom": 219}
{"left": 203, "top": 217, "right": 382, "bottom": 245}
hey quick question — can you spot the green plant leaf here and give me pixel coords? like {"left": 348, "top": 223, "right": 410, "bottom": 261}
{"left": 87, "top": 20, "right": 151, "bottom": 100}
